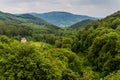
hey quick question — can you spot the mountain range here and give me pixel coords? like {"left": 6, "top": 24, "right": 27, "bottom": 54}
{"left": 31, "top": 11, "right": 96, "bottom": 27}
{"left": 0, "top": 11, "right": 97, "bottom": 28}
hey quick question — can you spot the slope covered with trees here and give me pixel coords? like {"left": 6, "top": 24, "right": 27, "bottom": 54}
{"left": 0, "top": 11, "right": 55, "bottom": 26}
{"left": 15, "top": 14, "right": 52, "bottom": 26}
{"left": 70, "top": 11, "right": 120, "bottom": 79}
{"left": 70, "top": 19, "right": 93, "bottom": 29}
{"left": 0, "top": 11, "right": 120, "bottom": 80}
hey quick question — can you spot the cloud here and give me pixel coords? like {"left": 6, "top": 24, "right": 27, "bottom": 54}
{"left": 70, "top": 0, "right": 119, "bottom": 6}
{"left": 0, "top": 0, "right": 120, "bottom": 17}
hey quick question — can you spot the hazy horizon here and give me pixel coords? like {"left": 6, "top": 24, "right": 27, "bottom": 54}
{"left": 0, "top": 0, "right": 120, "bottom": 17}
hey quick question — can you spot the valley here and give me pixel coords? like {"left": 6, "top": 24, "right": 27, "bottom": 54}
{"left": 0, "top": 10, "right": 120, "bottom": 80}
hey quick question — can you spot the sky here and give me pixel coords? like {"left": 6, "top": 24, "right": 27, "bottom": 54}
{"left": 0, "top": 0, "right": 120, "bottom": 17}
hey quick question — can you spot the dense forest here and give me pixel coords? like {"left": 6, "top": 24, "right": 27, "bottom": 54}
{"left": 0, "top": 11, "right": 120, "bottom": 80}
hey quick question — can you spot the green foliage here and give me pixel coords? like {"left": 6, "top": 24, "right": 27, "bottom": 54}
{"left": 81, "top": 67, "right": 100, "bottom": 80}
{"left": 62, "top": 38, "right": 73, "bottom": 49}
{"left": 62, "top": 69, "right": 80, "bottom": 80}
{"left": 111, "top": 18, "right": 120, "bottom": 29}
{"left": 0, "top": 36, "right": 83, "bottom": 80}
{"left": 69, "top": 11, "right": 120, "bottom": 79}
{"left": 104, "top": 70, "right": 120, "bottom": 80}
{"left": 86, "top": 24, "right": 120, "bottom": 76}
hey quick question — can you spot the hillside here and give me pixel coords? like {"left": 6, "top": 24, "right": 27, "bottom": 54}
{"left": 0, "top": 11, "right": 57, "bottom": 26}
{"left": 31, "top": 11, "right": 96, "bottom": 27}
{"left": 72, "top": 11, "right": 120, "bottom": 79}
{"left": 0, "top": 11, "right": 22, "bottom": 23}
{"left": 69, "top": 19, "right": 93, "bottom": 29}
{"left": 15, "top": 14, "right": 51, "bottom": 26}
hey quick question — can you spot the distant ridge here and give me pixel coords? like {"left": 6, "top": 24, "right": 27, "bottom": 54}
{"left": 31, "top": 11, "right": 97, "bottom": 27}
{"left": 0, "top": 11, "right": 97, "bottom": 28}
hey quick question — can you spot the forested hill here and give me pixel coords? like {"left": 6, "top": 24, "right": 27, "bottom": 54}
{"left": 0, "top": 11, "right": 56, "bottom": 26}
{"left": 15, "top": 14, "right": 51, "bottom": 25}
{"left": 0, "top": 11, "right": 21, "bottom": 22}
{"left": 31, "top": 11, "right": 96, "bottom": 27}
{"left": 0, "top": 11, "right": 120, "bottom": 80}
{"left": 103, "top": 11, "right": 120, "bottom": 21}
{"left": 69, "top": 19, "right": 93, "bottom": 29}
{"left": 71, "top": 11, "right": 120, "bottom": 79}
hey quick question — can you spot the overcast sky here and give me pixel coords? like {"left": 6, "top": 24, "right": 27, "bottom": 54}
{"left": 0, "top": 0, "right": 120, "bottom": 17}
